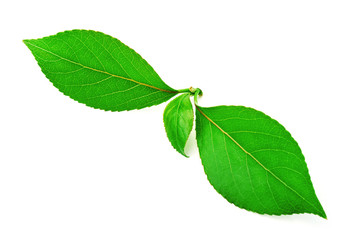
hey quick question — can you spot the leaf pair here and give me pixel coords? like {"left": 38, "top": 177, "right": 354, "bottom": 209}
{"left": 24, "top": 30, "right": 326, "bottom": 218}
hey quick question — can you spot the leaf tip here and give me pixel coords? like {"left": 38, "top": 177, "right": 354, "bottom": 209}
{"left": 313, "top": 207, "right": 327, "bottom": 219}
{"left": 23, "top": 39, "right": 32, "bottom": 47}
{"left": 182, "top": 152, "right": 190, "bottom": 158}
{"left": 174, "top": 148, "right": 189, "bottom": 158}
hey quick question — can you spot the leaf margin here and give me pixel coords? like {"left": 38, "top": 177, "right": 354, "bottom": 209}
{"left": 195, "top": 104, "right": 327, "bottom": 219}
{"left": 163, "top": 93, "right": 194, "bottom": 157}
{"left": 23, "top": 29, "right": 180, "bottom": 112}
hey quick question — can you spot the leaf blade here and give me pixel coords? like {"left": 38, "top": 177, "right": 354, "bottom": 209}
{"left": 163, "top": 93, "right": 194, "bottom": 157}
{"left": 24, "top": 30, "right": 178, "bottom": 111}
{"left": 196, "top": 105, "right": 326, "bottom": 218}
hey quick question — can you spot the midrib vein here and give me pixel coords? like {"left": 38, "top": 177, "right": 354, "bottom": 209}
{"left": 25, "top": 41, "right": 177, "bottom": 94}
{"left": 196, "top": 106, "right": 322, "bottom": 214}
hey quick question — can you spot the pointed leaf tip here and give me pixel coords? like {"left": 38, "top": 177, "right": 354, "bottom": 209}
{"left": 196, "top": 105, "right": 326, "bottom": 218}
{"left": 164, "top": 93, "right": 194, "bottom": 157}
{"left": 23, "top": 30, "right": 177, "bottom": 111}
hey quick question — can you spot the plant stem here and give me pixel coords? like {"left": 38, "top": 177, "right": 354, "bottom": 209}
{"left": 177, "top": 88, "right": 193, "bottom": 93}
{"left": 177, "top": 87, "right": 203, "bottom": 104}
{"left": 194, "top": 88, "right": 202, "bottom": 105}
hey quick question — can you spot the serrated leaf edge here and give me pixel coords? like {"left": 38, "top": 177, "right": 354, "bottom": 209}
{"left": 163, "top": 93, "right": 194, "bottom": 158}
{"left": 196, "top": 104, "right": 326, "bottom": 218}
{"left": 23, "top": 39, "right": 178, "bottom": 94}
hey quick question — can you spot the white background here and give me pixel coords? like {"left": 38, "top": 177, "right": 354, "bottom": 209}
{"left": 1, "top": 0, "right": 359, "bottom": 239}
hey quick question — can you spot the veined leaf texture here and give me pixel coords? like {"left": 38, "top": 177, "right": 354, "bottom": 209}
{"left": 195, "top": 105, "right": 326, "bottom": 218}
{"left": 163, "top": 93, "right": 194, "bottom": 157}
{"left": 23, "top": 30, "right": 177, "bottom": 111}
{"left": 24, "top": 30, "right": 326, "bottom": 218}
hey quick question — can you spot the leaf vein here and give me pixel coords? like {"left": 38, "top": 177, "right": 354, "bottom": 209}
{"left": 196, "top": 106, "right": 323, "bottom": 214}
{"left": 25, "top": 41, "right": 177, "bottom": 93}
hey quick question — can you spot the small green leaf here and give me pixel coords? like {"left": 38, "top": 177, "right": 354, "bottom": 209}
{"left": 195, "top": 105, "right": 326, "bottom": 218}
{"left": 164, "top": 93, "right": 194, "bottom": 157}
{"left": 23, "top": 30, "right": 178, "bottom": 111}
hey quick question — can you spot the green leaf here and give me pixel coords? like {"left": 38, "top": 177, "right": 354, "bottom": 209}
{"left": 195, "top": 105, "right": 326, "bottom": 218}
{"left": 23, "top": 30, "right": 178, "bottom": 111}
{"left": 163, "top": 93, "right": 194, "bottom": 157}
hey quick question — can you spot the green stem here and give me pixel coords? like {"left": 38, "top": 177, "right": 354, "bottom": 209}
{"left": 177, "top": 86, "right": 201, "bottom": 94}
{"left": 176, "top": 87, "right": 203, "bottom": 104}
{"left": 194, "top": 88, "right": 202, "bottom": 105}
{"left": 177, "top": 88, "right": 192, "bottom": 93}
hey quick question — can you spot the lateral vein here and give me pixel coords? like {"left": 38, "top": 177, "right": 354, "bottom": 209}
{"left": 196, "top": 106, "right": 322, "bottom": 214}
{"left": 25, "top": 41, "right": 177, "bottom": 94}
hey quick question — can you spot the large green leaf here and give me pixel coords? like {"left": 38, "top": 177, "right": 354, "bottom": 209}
{"left": 195, "top": 105, "right": 326, "bottom": 218}
{"left": 163, "top": 93, "right": 194, "bottom": 157}
{"left": 23, "top": 30, "right": 178, "bottom": 111}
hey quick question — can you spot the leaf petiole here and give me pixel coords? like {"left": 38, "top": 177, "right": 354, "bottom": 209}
{"left": 193, "top": 88, "right": 202, "bottom": 105}
{"left": 176, "top": 88, "right": 193, "bottom": 94}
{"left": 176, "top": 87, "right": 203, "bottom": 104}
{"left": 24, "top": 29, "right": 326, "bottom": 218}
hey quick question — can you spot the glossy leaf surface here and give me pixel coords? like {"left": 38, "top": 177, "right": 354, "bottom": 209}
{"left": 163, "top": 93, "right": 194, "bottom": 157}
{"left": 24, "top": 30, "right": 177, "bottom": 111}
{"left": 195, "top": 105, "right": 326, "bottom": 218}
